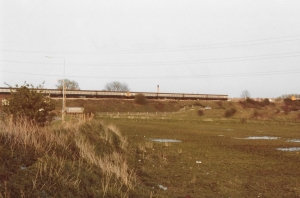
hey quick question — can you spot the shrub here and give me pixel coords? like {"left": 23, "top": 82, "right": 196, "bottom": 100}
{"left": 224, "top": 108, "right": 237, "bottom": 117}
{"left": 262, "top": 98, "right": 270, "bottom": 106}
{"left": 134, "top": 93, "right": 147, "bottom": 105}
{"left": 2, "top": 83, "right": 56, "bottom": 126}
{"left": 197, "top": 110, "right": 204, "bottom": 116}
{"left": 240, "top": 98, "right": 272, "bottom": 109}
{"left": 283, "top": 98, "right": 293, "bottom": 106}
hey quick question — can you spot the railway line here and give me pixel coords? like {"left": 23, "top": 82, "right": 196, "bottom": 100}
{"left": 0, "top": 87, "right": 228, "bottom": 100}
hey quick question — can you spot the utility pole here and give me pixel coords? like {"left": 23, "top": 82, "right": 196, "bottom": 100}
{"left": 45, "top": 56, "right": 66, "bottom": 123}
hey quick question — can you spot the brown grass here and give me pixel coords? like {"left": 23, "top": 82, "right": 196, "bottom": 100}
{"left": 0, "top": 115, "right": 138, "bottom": 197}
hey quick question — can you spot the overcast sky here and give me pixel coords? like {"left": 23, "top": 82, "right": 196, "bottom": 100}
{"left": 1, "top": 0, "right": 300, "bottom": 98}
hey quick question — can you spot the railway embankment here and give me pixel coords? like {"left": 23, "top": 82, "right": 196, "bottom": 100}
{"left": 53, "top": 98, "right": 221, "bottom": 113}
{"left": 51, "top": 98, "right": 300, "bottom": 123}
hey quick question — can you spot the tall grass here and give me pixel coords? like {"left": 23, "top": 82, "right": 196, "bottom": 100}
{"left": 0, "top": 115, "right": 138, "bottom": 197}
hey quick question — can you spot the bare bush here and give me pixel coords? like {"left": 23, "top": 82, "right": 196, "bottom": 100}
{"left": 135, "top": 93, "right": 147, "bottom": 105}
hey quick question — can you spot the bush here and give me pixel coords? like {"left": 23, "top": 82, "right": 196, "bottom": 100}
{"left": 134, "top": 94, "right": 147, "bottom": 105}
{"left": 224, "top": 108, "right": 237, "bottom": 117}
{"left": 240, "top": 98, "right": 272, "bottom": 109}
{"left": 197, "top": 110, "right": 204, "bottom": 116}
{"left": 2, "top": 83, "right": 56, "bottom": 126}
{"left": 262, "top": 98, "right": 270, "bottom": 106}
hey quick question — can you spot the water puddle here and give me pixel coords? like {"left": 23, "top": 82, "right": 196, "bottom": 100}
{"left": 148, "top": 138, "right": 182, "bottom": 143}
{"left": 287, "top": 139, "right": 300, "bottom": 143}
{"left": 236, "top": 136, "right": 279, "bottom": 140}
{"left": 277, "top": 147, "right": 300, "bottom": 151}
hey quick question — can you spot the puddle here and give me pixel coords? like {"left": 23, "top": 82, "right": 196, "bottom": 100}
{"left": 287, "top": 139, "right": 300, "bottom": 143}
{"left": 236, "top": 136, "right": 279, "bottom": 140}
{"left": 277, "top": 147, "right": 300, "bottom": 151}
{"left": 148, "top": 138, "right": 182, "bottom": 143}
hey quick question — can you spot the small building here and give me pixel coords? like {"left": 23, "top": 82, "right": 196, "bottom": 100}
{"left": 65, "top": 107, "right": 84, "bottom": 114}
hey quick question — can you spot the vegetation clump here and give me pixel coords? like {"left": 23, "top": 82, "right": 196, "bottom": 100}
{"left": 281, "top": 98, "right": 300, "bottom": 113}
{"left": 2, "top": 83, "right": 56, "bottom": 126}
{"left": 0, "top": 117, "right": 144, "bottom": 197}
{"left": 135, "top": 93, "right": 148, "bottom": 105}
{"left": 240, "top": 98, "right": 273, "bottom": 109}
{"left": 224, "top": 108, "right": 237, "bottom": 117}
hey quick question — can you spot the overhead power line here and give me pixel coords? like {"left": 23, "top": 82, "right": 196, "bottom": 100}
{"left": 1, "top": 51, "right": 300, "bottom": 67}
{"left": 1, "top": 35, "right": 300, "bottom": 55}
{"left": 1, "top": 69, "right": 299, "bottom": 80}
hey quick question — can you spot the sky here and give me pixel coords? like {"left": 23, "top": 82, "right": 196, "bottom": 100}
{"left": 1, "top": 0, "right": 300, "bottom": 98}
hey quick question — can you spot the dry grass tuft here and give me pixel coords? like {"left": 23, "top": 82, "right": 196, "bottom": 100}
{"left": 0, "top": 115, "right": 138, "bottom": 197}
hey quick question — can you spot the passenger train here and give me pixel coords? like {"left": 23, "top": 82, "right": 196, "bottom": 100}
{"left": 0, "top": 87, "right": 228, "bottom": 100}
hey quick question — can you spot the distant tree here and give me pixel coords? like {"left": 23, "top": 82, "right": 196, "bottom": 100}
{"left": 105, "top": 81, "right": 129, "bottom": 92}
{"left": 241, "top": 90, "right": 251, "bottom": 99}
{"left": 56, "top": 79, "right": 80, "bottom": 90}
{"left": 2, "top": 83, "right": 56, "bottom": 126}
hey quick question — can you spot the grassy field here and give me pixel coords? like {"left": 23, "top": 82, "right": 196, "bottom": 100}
{"left": 1, "top": 99, "right": 300, "bottom": 197}
{"left": 97, "top": 102, "right": 300, "bottom": 197}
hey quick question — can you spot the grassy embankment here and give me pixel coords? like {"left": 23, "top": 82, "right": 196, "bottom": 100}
{"left": 0, "top": 116, "right": 159, "bottom": 197}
